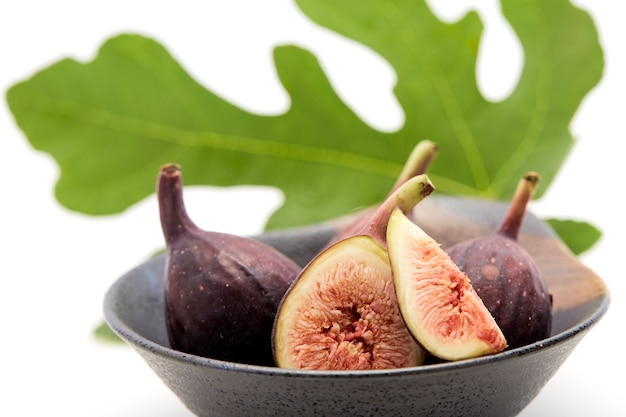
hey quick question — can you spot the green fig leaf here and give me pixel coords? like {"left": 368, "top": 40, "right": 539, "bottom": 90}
{"left": 93, "top": 320, "right": 124, "bottom": 344}
{"left": 296, "top": 0, "right": 603, "bottom": 198}
{"left": 5, "top": 0, "right": 603, "bottom": 231}
{"left": 6, "top": 35, "right": 401, "bottom": 229}
{"left": 547, "top": 218, "right": 602, "bottom": 256}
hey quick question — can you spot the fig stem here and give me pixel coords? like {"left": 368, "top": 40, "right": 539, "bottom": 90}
{"left": 497, "top": 172, "right": 540, "bottom": 241}
{"left": 391, "top": 140, "right": 439, "bottom": 192}
{"left": 362, "top": 174, "right": 435, "bottom": 246}
{"left": 158, "top": 163, "right": 196, "bottom": 243}
{"left": 322, "top": 140, "right": 438, "bottom": 250}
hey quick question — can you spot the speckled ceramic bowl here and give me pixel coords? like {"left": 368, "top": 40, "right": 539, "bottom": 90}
{"left": 103, "top": 196, "right": 609, "bottom": 417}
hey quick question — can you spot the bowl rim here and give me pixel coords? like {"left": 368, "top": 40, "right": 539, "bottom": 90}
{"left": 103, "top": 255, "right": 610, "bottom": 379}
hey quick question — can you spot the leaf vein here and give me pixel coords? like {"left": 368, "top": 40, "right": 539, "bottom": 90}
{"left": 35, "top": 94, "right": 402, "bottom": 178}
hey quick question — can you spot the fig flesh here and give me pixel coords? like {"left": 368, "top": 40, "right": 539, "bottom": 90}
{"left": 387, "top": 208, "right": 508, "bottom": 361}
{"left": 157, "top": 164, "right": 301, "bottom": 366}
{"left": 445, "top": 172, "right": 552, "bottom": 349}
{"left": 324, "top": 140, "right": 439, "bottom": 249}
{"left": 273, "top": 175, "right": 435, "bottom": 370}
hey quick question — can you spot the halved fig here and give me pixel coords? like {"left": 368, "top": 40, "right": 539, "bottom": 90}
{"left": 273, "top": 175, "right": 435, "bottom": 370}
{"left": 387, "top": 208, "right": 508, "bottom": 361}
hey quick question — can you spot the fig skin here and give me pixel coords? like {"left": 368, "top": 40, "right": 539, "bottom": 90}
{"left": 157, "top": 164, "right": 301, "bottom": 366}
{"left": 323, "top": 140, "right": 439, "bottom": 249}
{"left": 445, "top": 172, "right": 553, "bottom": 349}
{"left": 273, "top": 175, "right": 435, "bottom": 370}
{"left": 387, "top": 208, "right": 508, "bottom": 361}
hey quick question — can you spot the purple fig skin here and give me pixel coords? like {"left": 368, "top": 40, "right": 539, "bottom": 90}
{"left": 158, "top": 164, "right": 301, "bottom": 366}
{"left": 446, "top": 173, "right": 552, "bottom": 349}
{"left": 446, "top": 234, "right": 552, "bottom": 349}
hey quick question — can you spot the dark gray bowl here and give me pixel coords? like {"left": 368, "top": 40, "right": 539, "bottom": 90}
{"left": 103, "top": 196, "right": 609, "bottom": 417}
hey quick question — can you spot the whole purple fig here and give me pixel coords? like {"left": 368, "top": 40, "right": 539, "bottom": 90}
{"left": 157, "top": 164, "right": 301, "bottom": 366}
{"left": 445, "top": 172, "right": 552, "bottom": 349}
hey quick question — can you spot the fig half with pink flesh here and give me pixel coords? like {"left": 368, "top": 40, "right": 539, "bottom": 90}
{"left": 387, "top": 208, "right": 508, "bottom": 361}
{"left": 273, "top": 175, "right": 435, "bottom": 370}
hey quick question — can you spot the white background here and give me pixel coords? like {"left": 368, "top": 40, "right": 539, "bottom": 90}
{"left": 1, "top": 1, "right": 623, "bottom": 416}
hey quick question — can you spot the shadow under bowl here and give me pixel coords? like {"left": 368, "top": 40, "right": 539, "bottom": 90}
{"left": 103, "top": 196, "right": 609, "bottom": 417}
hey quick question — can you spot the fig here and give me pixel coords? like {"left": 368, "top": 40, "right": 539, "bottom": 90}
{"left": 324, "top": 139, "right": 439, "bottom": 249}
{"left": 157, "top": 164, "right": 301, "bottom": 366}
{"left": 386, "top": 207, "right": 508, "bottom": 361}
{"left": 445, "top": 172, "right": 552, "bottom": 349}
{"left": 273, "top": 175, "right": 435, "bottom": 370}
